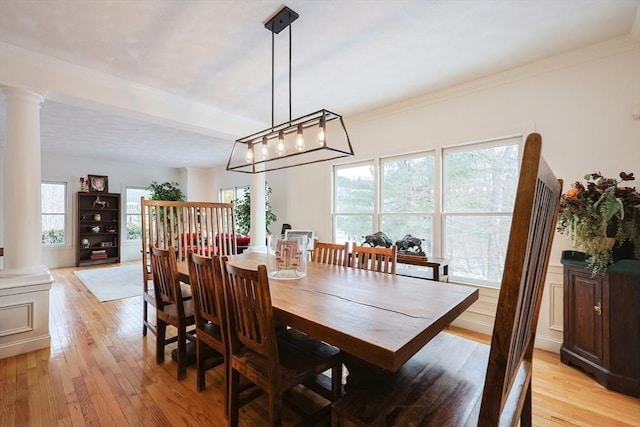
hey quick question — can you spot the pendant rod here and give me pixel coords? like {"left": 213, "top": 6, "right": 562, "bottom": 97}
{"left": 289, "top": 13, "right": 292, "bottom": 124}
{"left": 271, "top": 28, "right": 275, "bottom": 130}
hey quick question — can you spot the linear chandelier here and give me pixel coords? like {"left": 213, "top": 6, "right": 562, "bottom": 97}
{"left": 226, "top": 6, "right": 354, "bottom": 174}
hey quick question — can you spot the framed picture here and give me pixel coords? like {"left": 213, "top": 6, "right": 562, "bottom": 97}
{"left": 284, "top": 229, "right": 315, "bottom": 249}
{"left": 88, "top": 174, "right": 108, "bottom": 192}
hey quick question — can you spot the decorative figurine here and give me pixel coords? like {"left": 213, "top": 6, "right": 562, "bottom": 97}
{"left": 92, "top": 196, "right": 109, "bottom": 209}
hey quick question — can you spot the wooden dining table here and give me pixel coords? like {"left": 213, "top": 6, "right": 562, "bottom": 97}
{"left": 178, "top": 252, "right": 478, "bottom": 386}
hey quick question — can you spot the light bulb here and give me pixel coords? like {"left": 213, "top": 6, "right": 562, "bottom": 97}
{"left": 277, "top": 130, "right": 285, "bottom": 156}
{"left": 244, "top": 144, "right": 254, "bottom": 163}
{"left": 261, "top": 136, "right": 269, "bottom": 159}
{"left": 296, "top": 124, "right": 305, "bottom": 152}
{"left": 317, "top": 117, "right": 326, "bottom": 146}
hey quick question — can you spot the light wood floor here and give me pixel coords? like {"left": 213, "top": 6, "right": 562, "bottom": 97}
{"left": 1, "top": 264, "right": 638, "bottom": 426}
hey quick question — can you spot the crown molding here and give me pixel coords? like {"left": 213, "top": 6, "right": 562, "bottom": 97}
{"left": 350, "top": 36, "right": 640, "bottom": 124}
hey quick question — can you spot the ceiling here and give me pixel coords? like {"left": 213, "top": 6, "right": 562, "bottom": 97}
{"left": 0, "top": 0, "right": 639, "bottom": 168}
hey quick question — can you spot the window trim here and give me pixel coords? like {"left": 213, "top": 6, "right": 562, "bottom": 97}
{"left": 41, "top": 180, "right": 70, "bottom": 248}
{"left": 124, "top": 186, "right": 151, "bottom": 241}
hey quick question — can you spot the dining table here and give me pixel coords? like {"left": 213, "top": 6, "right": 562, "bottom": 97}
{"left": 178, "top": 252, "right": 478, "bottom": 388}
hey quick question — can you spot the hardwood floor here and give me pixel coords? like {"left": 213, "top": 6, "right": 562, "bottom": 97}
{"left": 1, "top": 264, "right": 638, "bottom": 426}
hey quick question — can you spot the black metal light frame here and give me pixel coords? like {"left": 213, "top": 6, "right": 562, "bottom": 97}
{"left": 226, "top": 6, "right": 354, "bottom": 174}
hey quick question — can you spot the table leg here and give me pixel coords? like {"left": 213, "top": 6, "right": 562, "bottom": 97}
{"left": 433, "top": 266, "right": 439, "bottom": 282}
{"left": 342, "top": 352, "right": 394, "bottom": 391}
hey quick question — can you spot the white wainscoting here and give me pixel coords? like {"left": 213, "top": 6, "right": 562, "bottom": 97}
{"left": 0, "top": 273, "right": 52, "bottom": 359}
{"left": 452, "top": 263, "right": 564, "bottom": 353}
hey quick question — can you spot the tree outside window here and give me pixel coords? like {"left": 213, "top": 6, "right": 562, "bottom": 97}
{"left": 443, "top": 139, "right": 519, "bottom": 286}
{"left": 126, "top": 187, "right": 151, "bottom": 240}
{"left": 42, "top": 182, "right": 67, "bottom": 245}
{"left": 334, "top": 163, "right": 375, "bottom": 243}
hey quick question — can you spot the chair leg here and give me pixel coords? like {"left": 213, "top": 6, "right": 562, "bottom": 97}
{"left": 156, "top": 319, "right": 166, "bottom": 364}
{"left": 521, "top": 381, "right": 533, "bottom": 427}
{"left": 222, "top": 354, "right": 229, "bottom": 420}
{"left": 177, "top": 325, "right": 187, "bottom": 381}
{"left": 142, "top": 299, "right": 148, "bottom": 336}
{"left": 268, "top": 390, "right": 283, "bottom": 427}
{"left": 196, "top": 339, "right": 205, "bottom": 392}
{"left": 229, "top": 369, "right": 240, "bottom": 427}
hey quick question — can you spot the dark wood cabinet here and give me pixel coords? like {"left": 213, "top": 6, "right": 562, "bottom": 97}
{"left": 561, "top": 253, "right": 640, "bottom": 397}
{"left": 76, "top": 192, "right": 121, "bottom": 267}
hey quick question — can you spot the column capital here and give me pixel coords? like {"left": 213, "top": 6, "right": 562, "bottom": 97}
{"left": 1, "top": 86, "right": 45, "bottom": 107}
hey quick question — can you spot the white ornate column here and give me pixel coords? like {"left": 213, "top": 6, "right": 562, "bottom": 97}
{"left": 0, "top": 86, "right": 52, "bottom": 359}
{"left": 247, "top": 169, "right": 267, "bottom": 253}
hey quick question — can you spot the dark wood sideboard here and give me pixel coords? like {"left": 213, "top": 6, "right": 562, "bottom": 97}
{"left": 560, "top": 252, "right": 640, "bottom": 397}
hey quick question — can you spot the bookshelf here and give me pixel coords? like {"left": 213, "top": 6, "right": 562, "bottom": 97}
{"left": 76, "top": 192, "right": 121, "bottom": 267}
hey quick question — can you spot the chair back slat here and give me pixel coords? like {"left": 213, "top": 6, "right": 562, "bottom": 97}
{"left": 221, "top": 261, "right": 278, "bottom": 361}
{"left": 479, "top": 133, "right": 562, "bottom": 425}
{"left": 149, "top": 245, "right": 182, "bottom": 310}
{"left": 312, "top": 241, "right": 349, "bottom": 266}
{"left": 188, "top": 252, "right": 223, "bottom": 328}
{"left": 351, "top": 244, "right": 397, "bottom": 274}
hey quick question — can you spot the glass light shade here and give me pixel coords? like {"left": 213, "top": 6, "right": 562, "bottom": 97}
{"left": 261, "top": 136, "right": 269, "bottom": 159}
{"left": 295, "top": 124, "right": 305, "bottom": 152}
{"left": 244, "top": 145, "right": 254, "bottom": 163}
{"left": 317, "top": 116, "right": 326, "bottom": 146}
{"left": 277, "top": 131, "right": 286, "bottom": 156}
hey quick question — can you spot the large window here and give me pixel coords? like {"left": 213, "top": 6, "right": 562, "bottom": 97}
{"left": 443, "top": 140, "right": 519, "bottom": 286}
{"left": 381, "top": 154, "right": 434, "bottom": 254}
{"left": 332, "top": 137, "right": 520, "bottom": 287}
{"left": 41, "top": 182, "right": 67, "bottom": 245}
{"left": 333, "top": 162, "right": 375, "bottom": 243}
{"left": 126, "top": 187, "right": 151, "bottom": 240}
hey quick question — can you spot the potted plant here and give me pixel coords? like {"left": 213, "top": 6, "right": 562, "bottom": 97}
{"left": 557, "top": 171, "right": 640, "bottom": 274}
{"left": 146, "top": 181, "right": 185, "bottom": 201}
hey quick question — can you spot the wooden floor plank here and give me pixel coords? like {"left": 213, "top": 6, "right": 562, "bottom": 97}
{"left": 0, "top": 264, "right": 637, "bottom": 426}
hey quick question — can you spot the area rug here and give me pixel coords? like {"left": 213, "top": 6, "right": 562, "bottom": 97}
{"left": 73, "top": 264, "right": 142, "bottom": 302}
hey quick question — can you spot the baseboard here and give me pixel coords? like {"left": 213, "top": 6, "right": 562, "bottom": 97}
{"left": 451, "top": 317, "right": 562, "bottom": 354}
{"left": 0, "top": 334, "right": 50, "bottom": 359}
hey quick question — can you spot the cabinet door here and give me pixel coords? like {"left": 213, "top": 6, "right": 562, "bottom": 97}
{"left": 564, "top": 268, "right": 605, "bottom": 365}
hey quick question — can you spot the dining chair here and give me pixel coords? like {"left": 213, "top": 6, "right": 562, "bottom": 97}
{"left": 149, "top": 244, "right": 196, "bottom": 381}
{"left": 187, "top": 251, "right": 226, "bottom": 395}
{"left": 332, "top": 133, "right": 562, "bottom": 426}
{"left": 312, "top": 241, "right": 350, "bottom": 266}
{"left": 350, "top": 244, "right": 397, "bottom": 274}
{"left": 220, "top": 258, "right": 343, "bottom": 426}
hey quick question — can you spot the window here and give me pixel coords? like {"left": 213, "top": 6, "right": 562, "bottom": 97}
{"left": 41, "top": 182, "right": 67, "bottom": 245}
{"left": 333, "top": 162, "right": 375, "bottom": 243}
{"left": 381, "top": 153, "right": 435, "bottom": 255}
{"left": 126, "top": 187, "right": 151, "bottom": 240}
{"left": 220, "top": 186, "right": 249, "bottom": 203}
{"left": 443, "top": 139, "right": 519, "bottom": 286}
{"left": 332, "top": 137, "right": 520, "bottom": 287}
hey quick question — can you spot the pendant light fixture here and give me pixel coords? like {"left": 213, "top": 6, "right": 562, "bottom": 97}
{"left": 226, "top": 6, "right": 354, "bottom": 174}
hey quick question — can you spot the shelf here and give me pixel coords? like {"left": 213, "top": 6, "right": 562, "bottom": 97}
{"left": 78, "top": 257, "right": 120, "bottom": 266}
{"left": 77, "top": 192, "right": 121, "bottom": 267}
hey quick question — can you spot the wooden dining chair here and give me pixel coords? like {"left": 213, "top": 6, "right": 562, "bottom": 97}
{"left": 149, "top": 244, "right": 196, "bottom": 381}
{"left": 187, "top": 251, "right": 226, "bottom": 394}
{"left": 332, "top": 133, "right": 562, "bottom": 426}
{"left": 350, "top": 244, "right": 397, "bottom": 274}
{"left": 312, "top": 241, "right": 350, "bottom": 266}
{"left": 220, "top": 258, "right": 343, "bottom": 427}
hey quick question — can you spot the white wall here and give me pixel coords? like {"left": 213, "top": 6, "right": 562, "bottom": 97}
{"left": 209, "top": 37, "right": 640, "bottom": 352}
{"left": 41, "top": 151, "right": 183, "bottom": 268}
